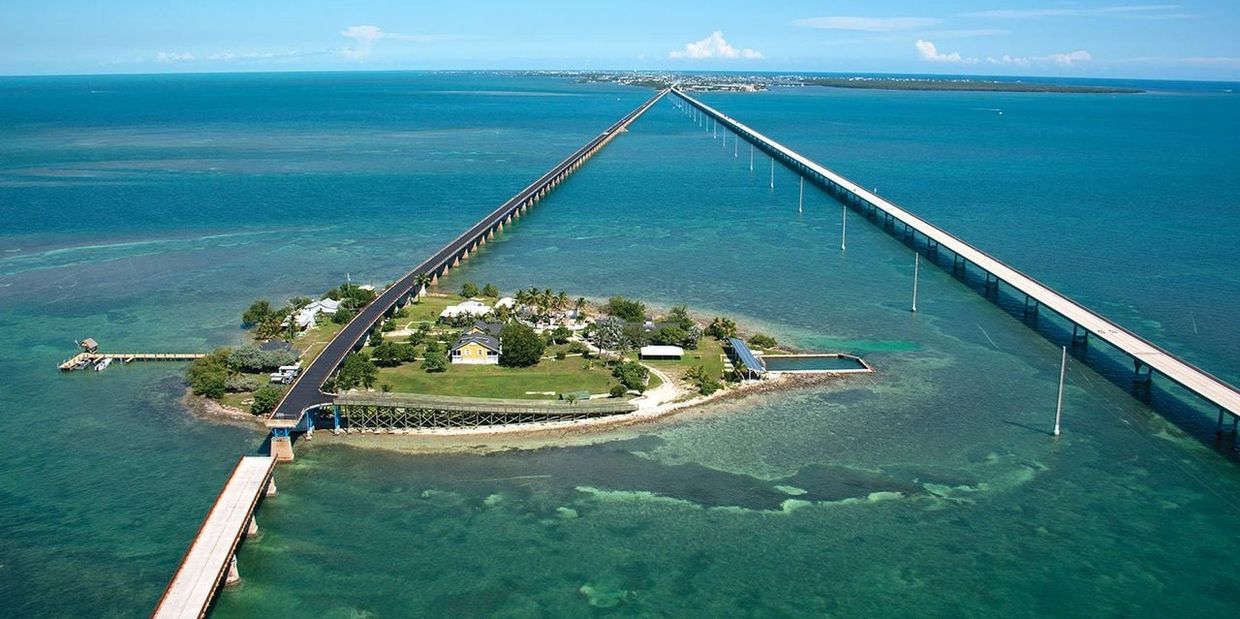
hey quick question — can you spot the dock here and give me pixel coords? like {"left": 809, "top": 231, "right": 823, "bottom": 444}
{"left": 672, "top": 86, "right": 1240, "bottom": 425}
{"left": 58, "top": 352, "right": 206, "bottom": 371}
{"left": 152, "top": 456, "right": 276, "bottom": 619}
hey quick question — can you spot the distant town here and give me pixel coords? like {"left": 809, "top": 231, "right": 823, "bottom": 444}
{"left": 521, "top": 70, "right": 1143, "bottom": 94}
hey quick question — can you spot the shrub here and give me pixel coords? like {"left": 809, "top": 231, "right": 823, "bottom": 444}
{"left": 225, "top": 375, "right": 261, "bottom": 393}
{"left": 382, "top": 319, "right": 397, "bottom": 332}
{"left": 481, "top": 283, "right": 499, "bottom": 298}
{"left": 242, "top": 300, "right": 273, "bottom": 327}
{"left": 331, "top": 308, "right": 356, "bottom": 324}
{"left": 698, "top": 378, "right": 721, "bottom": 396}
{"left": 567, "top": 341, "right": 590, "bottom": 356}
{"left": 186, "top": 348, "right": 232, "bottom": 400}
{"left": 228, "top": 346, "right": 299, "bottom": 373}
{"left": 423, "top": 349, "right": 448, "bottom": 373}
{"left": 611, "top": 360, "right": 649, "bottom": 393}
{"left": 609, "top": 384, "right": 628, "bottom": 398}
{"left": 499, "top": 322, "right": 545, "bottom": 367}
{"left": 250, "top": 384, "right": 283, "bottom": 416}
{"left": 554, "top": 350, "right": 567, "bottom": 360}
{"left": 372, "top": 341, "right": 418, "bottom": 367}
{"left": 652, "top": 326, "right": 688, "bottom": 347}
{"left": 461, "top": 281, "right": 480, "bottom": 298}
{"left": 548, "top": 326, "right": 573, "bottom": 345}
{"left": 336, "top": 352, "right": 377, "bottom": 390}
{"left": 605, "top": 296, "right": 646, "bottom": 322}
{"left": 748, "top": 333, "right": 778, "bottom": 349}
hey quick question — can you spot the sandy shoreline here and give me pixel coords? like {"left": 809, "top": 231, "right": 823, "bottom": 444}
{"left": 310, "top": 371, "right": 851, "bottom": 454}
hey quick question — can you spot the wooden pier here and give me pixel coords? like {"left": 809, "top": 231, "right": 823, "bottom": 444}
{"left": 151, "top": 456, "right": 276, "bottom": 619}
{"left": 58, "top": 351, "right": 206, "bottom": 371}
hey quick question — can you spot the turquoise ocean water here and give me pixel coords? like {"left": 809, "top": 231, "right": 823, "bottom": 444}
{"left": 1, "top": 72, "right": 1237, "bottom": 617}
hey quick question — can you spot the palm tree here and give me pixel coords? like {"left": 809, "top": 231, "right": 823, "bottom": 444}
{"left": 415, "top": 273, "right": 433, "bottom": 298}
{"left": 556, "top": 291, "right": 570, "bottom": 313}
{"left": 574, "top": 297, "right": 587, "bottom": 319}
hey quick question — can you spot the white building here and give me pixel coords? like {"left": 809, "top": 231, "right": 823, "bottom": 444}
{"left": 284, "top": 297, "right": 343, "bottom": 331}
{"left": 439, "top": 299, "right": 493, "bottom": 320}
{"left": 495, "top": 297, "right": 516, "bottom": 309}
{"left": 639, "top": 345, "right": 684, "bottom": 360}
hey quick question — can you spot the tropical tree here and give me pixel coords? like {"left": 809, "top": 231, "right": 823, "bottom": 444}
{"left": 482, "top": 283, "right": 500, "bottom": 298}
{"left": 706, "top": 317, "right": 738, "bottom": 340}
{"left": 499, "top": 322, "right": 545, "bottom": 367}
{"left": 461, "top": 281, "right": 480, "bottom": 298}
{"left": 422, "top": 349, "right": 448, "bottom": 373}
{"left": 242, "top": 300, "right": 273, "bottom": 327}
{"left": 415, "top": 273, "right": 433, "bottom": 297}
{"left": 250, "top": 385, "right": 284, "bottom": 416}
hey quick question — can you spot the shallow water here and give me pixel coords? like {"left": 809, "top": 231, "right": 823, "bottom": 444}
{"left": 0, "top": 73, "right": 1237, "bottom": 617}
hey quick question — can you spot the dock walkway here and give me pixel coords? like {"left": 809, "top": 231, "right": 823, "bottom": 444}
{"left": 152, "top": 456, "right": 275, "bottom": 619}
{"left": 58, "top": 352, "right": 205, "bottom": 371}
{"left": 672, "top": 87, "right": 1240, "bottom": 420}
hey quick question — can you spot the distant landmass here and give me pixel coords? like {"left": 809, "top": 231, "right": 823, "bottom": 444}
{"left": 798, "top": 77, "right": 1142, "bottom": 94}
{"left": 557, "top": 71, "right": 1144, "bottom": 94}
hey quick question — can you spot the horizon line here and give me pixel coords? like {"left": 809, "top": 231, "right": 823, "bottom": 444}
{"left": 2, "top": 67, "right": 1238, "bottom": 84}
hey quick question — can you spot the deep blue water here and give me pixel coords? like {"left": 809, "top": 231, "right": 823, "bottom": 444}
{"left": 0, "top": 72, "right": 1237, "bottom": 617}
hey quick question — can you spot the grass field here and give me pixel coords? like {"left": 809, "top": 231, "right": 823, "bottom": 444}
{"left": 376, "top": 356, "right": 621, "bottom": 400}
{"left": 641, "top": 337, "right": 728, "bottom": 379}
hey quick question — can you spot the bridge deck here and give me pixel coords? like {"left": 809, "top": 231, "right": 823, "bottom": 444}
{"left": 265, "top": 89, "right": 668, "bottom": 428}
{"left": 152, "top": 456, "right": 274, "bottom": 619}
{"left": 672, "top": 88, "right": 1240, "bottom": 418}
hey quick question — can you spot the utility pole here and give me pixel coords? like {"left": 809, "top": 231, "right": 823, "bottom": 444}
{"left": 1054, "top": 346, "right": 1067, "bottom": 436}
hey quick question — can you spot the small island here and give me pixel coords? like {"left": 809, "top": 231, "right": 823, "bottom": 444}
{"left": 186, "top": 279, "right": 870, "bottom": 432}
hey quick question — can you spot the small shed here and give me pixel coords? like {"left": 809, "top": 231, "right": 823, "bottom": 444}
{"left": 559, "top": 390, "right": 591, "bottom": 402}
{"left": 639, "top": 345, "right": 684, "bottom": 360}
{"left": 79, "top": 338, "right": 99, "bottom": 353}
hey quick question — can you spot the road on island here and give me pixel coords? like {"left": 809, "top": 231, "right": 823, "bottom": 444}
{"left": 267, "top": 89, "right": 669, "bottom": 427}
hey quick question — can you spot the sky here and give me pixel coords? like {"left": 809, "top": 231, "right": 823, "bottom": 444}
{"left": 1, "top": 1, "right": 1238, "bottom": 80}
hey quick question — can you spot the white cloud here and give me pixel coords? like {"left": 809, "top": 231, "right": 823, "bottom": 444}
{"left": 341, "top": 24, "right": 436, "bottom": 60}
{"left": 962, "top": 4, "right": 1184, "bottom": 19}
{"left": 794, "top": 16, "right": 942, "bottom": 31}
{"left": 669, "top": 31, "right": 763, "bottom": 60}
{"left": 919, "top": 29, "right": 1009, "bottom": 39}
{"left": 154, "top": 51, "right": 195, "bottom": 63}
{"left": 914, "top": 40, "right": 975, "bottom": 63}
{"left": 986, "top": 50, "right": 1092, "bottom": 66}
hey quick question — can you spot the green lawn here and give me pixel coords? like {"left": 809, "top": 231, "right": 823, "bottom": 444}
{"left": 642, "top": 337, "right": 728, "bottom": 380}
{"left": 294, "top": 321, "right": 344, "bottom": 366}
{"left": 376, "top": 356, "right": 621, "bottom": 400}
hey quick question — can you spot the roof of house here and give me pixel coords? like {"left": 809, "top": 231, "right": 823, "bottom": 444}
{"left": 307, "top": 298, "right": 341, "bottom": 313}
{"left": 495, "top": 297, "right": 516, "bottom": 308}
{"left": 467, "top": 321, "right": 504, "bottom": 336}
{"left": 452, "top": 333, "right": 501, "bottom": 354}
{"left": 440, "top": 300, "right": 494, "bottom": 318}
{"left": 640, "top": 345, "right": 684, "bottom": 357}
{"left": 80, "top": 338, "right": 98, "bottom": 349}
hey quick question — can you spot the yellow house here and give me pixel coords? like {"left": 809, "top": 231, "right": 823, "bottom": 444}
{"left": 451, "top": 333, "right": 501, "bottom": 365}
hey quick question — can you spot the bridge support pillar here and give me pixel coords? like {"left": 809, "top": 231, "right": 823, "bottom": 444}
{"left": 266, "top": 478, "right": 278, "bottom": 497}
{"left": 225, "top": 555, "right": 240, "bottom": 587}
{"left": 1071, "top": 325, "right": 1089, "bottom": 348}
{"left": 1218, "top": 408, "right": 1227, "bottom": 435}
{"left": 1023, "top": 295, "right": 1039, "bottom": 319}
{"left": 1132, "top": 360, "right": 1153, "bottom": 400}
{"left": 452, "top": 256, "right": 461, "bottom": 268}
{"left": 246, "top": 516, "right": 259, "bottom": 538}
{"left": 333, "top": 404, "right": 342, "bottom": 434}
{"left": 271, "top": 428, "right": 294, "bottom": 462}
{"left": 983, "top": 273, "right": 998, "bottom": 296}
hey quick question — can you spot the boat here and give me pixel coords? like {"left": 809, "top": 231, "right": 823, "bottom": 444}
{"left": 94, "top": 357, "right": 113, "bottom": 372}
